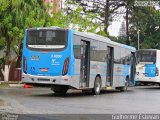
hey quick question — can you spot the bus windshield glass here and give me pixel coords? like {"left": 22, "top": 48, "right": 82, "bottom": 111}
{"left": 136, "top": 50, "right": 156, "bottom": 64}
{"left": 27, "top": 29, "right": 68, "bottom": 50}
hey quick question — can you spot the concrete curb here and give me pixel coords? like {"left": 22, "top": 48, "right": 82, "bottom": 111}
{"left": 9, "top": 84, "right": 24, "bottom": 87}
{"left": 0, "top": 81, "right": 24, "bottom": 88}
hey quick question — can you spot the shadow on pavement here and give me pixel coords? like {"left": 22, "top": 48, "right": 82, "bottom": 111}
{"left": 134, "top": 86, "right": 160, "bottom": 90}
{"left": 1, "top": 113, "right": 111, "bottom": 120}
{"left": 29, "top": 88, "right": 133, "bottom": 98}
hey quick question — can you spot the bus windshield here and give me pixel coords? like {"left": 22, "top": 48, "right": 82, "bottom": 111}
{"left": 136, "top": 50, "right": 156, "bottom": 64}
{"left": 27, "top": 29, "right": 68, "bottom": 50}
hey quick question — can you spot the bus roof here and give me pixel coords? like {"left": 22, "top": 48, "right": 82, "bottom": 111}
{"left": 74, "top": 30, "right": 136, "bottom": 52}
{"left": 137, "top": 49, "right": 160, "bottom": 52}
{"left": 27, "top": 26, "right": 136, "bottom": 52}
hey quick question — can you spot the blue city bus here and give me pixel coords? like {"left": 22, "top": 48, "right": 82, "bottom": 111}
{"left": 135, "top": 49, "right": 160, "bottom": 86}
{"left": 22, "top": 26, "right": 136, "bottom": 95}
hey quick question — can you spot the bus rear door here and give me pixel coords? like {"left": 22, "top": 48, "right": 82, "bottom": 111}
{"left": 106, "top": 46, "right": 114, "bottom": 86}
{"left": 130, "top": 52, "right": 136, "bottom": 85}
{"left": 80, "top": 40, "right": 90, "bottom": 88}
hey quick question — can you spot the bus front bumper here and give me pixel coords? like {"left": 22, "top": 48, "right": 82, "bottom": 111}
{"left": 22, "top": 73, "right": 76, "bottom": 87}
{"left": 135, "top": 76, "right": 160, "bottom": 83}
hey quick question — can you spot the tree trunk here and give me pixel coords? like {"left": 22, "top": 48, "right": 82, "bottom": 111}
{"left": 104, "top": 0, "right": 110, "bottom": 35}
{"left": 126, "top": 1, "right": 130, "bottom": 45}
{"left": 6, "top": 38, "right": 11, "bottom": 65}
{"left": 1, "top": 33, "right": 11, "bottom": 81}
{"left": 1, "top": 65, "right": 10, "bottom": 82}
{"left": 0, "top": 0, "right": 12, "bottom": 82}
{"left": 16, "top": 43, "right": 23, "bottom": 68}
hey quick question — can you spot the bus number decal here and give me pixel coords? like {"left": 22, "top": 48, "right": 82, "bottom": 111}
{"left": 51, "top": 54, "right": 62, "bottom": 58}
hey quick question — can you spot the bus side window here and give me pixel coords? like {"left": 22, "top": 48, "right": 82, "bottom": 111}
{"left": 114, "top": 46, "right": 121, "bottom": 64}
{"left": 73, "top": 35, "right": 81, "bottom": 59}
{"left": 121, "top": 48, "right": 126, "bottom": 65}
{"left": 125, "top": 50, "right": 131, "bottom": 65}
{"left": 91, "top": 41, "right": 98, "bottom": 61}
{"left": 99, "top": 42, "right": 107, "bottom": 62}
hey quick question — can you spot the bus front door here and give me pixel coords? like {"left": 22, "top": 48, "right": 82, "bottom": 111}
{"left": 106, "top": 46, "right": 114, "bottom": 86}
{"left": 130, "top": 52, "right": 136, "bottom": 86}
{"left": 80, "top": 40, "right": 90, "bottom": 88}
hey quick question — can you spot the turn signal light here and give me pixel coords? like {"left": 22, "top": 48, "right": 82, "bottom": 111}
{"left": 156, "top": 67, "right": 159, "bottom": 76}
{"left": 62, "top": 58, "right": 69, "bottom": 76}
{"left": 23, "top": 56, "right": 27, "bottom": 74}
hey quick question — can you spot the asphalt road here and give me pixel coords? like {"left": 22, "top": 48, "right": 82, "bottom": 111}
{"left": 0, "top": 86, "right": 160, "bottom": 119}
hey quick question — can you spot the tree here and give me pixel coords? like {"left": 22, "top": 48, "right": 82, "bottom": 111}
{"left": 65, "top": 0, "right": 126, "bottom": 36}
{"left": 129, "top": 6, "right": 160, "bottom": 49}
{"left": 0, "top": 0, "right": 51, "bottom": 81}
{"left": 63, "top": 1, "right": 100, "bottom": 34}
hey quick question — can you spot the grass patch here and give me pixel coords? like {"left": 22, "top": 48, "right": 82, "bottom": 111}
{"left": 0, "top": 99, "right": 10, "bottom": 106}
{"left": 0, "top": 83, "right": 10, "bottom": 88}
{"left": 0, "top": 81, "right": 23, "bottom": 88}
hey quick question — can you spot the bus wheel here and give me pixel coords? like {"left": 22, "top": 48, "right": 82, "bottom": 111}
{"left": 82, "top": 89, "right": 92, "bottom": 95}
{"left": 52, "top": 86, "right": 68, "bottom": 95}
{"left": 92, "top": 76, "right": 101, "bottom": 95}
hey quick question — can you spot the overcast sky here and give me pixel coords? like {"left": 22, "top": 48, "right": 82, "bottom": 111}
{"left": 108, "top": 18, "right": 124, "bottom": 37}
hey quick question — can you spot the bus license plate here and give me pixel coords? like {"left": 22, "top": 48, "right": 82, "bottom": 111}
{"left": 40, "top": 68, "right": 48, "bottom": 72}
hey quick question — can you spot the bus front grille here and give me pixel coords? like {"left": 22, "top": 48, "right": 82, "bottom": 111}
{"left": 38, "top": 78, "right": 50, "bottom": 82}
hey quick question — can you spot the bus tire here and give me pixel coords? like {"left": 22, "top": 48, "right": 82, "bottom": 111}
{"left": 52, "top": 86, "right": 68, "bottom": 95}
{"left": 82, "top": 89, "right": 92, "bottom": 95}
{"left": 92, "top": 76, "right": 101, "bottom": 95}
{"left": 135, "top": 81, "right": 140, "bottom": 86}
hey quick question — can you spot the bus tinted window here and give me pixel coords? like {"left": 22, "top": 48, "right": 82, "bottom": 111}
{"left": 27, "top": 29, "right": 67, "bottom": 50}
{"left": 90, "top": 41, "right": 106, "bottom": 62}
{"left": 136, "top": 50, "right": 156, "bottom": 63}
{"left": 73, "top": 36, "right": 81, "bottom": 59}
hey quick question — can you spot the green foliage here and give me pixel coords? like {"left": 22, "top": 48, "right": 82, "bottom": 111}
{"left": 113, "top": 36, "right": 126, "bottom": 44}
{"left": 64, "top": 1, "right": 104, "bottom": 35}
{"left": 0, "top": 37, "right": 6, "bottom": 50}
{"left": 97, "top": 30, "right": 107, "bottom": 37}
{"left": 0, "top": 0, "right": 50, "bottom": 64}
{"left": 49, "top": 10, "right": 70, "bottom": 28}
{"left": 66, "top": 0, "right": 131, "bottom": 36}
{"left": 0, "top": 57, "right": 5, "bottom": 65}
{"left": 129, "top": 7, "right": 160, "bottom": 49}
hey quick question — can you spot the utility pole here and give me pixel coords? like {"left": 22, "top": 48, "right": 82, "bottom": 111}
{"left": 125, "top": 0, "right": 130, "bottom": 45}
{"left": 137, "top": 30, "right": 140, "bottom": 50}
